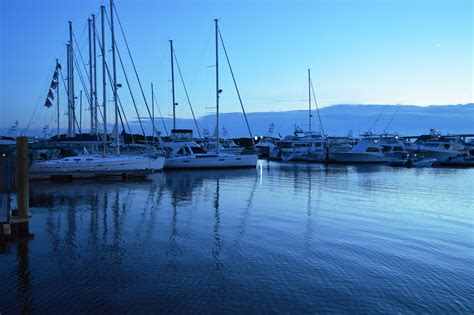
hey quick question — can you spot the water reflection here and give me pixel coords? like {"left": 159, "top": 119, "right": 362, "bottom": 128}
{"left": 16, "top": 240, "right": 33, "bottom": 313}
{"left": 2, "top": 164, "right": 470, "bottom": 313}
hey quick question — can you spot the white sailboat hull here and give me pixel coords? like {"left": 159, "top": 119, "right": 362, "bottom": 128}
{"left": 30, "top": 154, "right": 165, "bottom": 179}
{"left": 164, "top": 154, "right": 258, "bottom": 169}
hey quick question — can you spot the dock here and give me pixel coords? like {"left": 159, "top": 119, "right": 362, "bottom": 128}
{"left": 1, "top": 137, "right": 32, "bottom": 243}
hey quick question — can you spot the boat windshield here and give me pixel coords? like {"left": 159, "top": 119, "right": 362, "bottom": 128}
{"left": 190, "top": 146, "right": 207, "bottom": 154}
{"left": 366, "top": 147, "right": 381, "bottom": 153}
{"left": 177, "top": 147, "right": 193, "bottom": 156}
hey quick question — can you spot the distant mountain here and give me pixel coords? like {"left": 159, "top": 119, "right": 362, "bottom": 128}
{"left": 4, "top": 103, "right": 473, "bottom": 138}
{"left": 136, "top": 103, "right": 474, "bottom": 137}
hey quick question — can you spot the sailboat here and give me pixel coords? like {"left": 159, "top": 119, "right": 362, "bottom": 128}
{"left": 275, "top": 70, "right": 327, "bottom": 162}
{"left": 30, "top": 1, "right": 165, "bottom": 179}
{"left": 164, "top": 20, "right": 257, "bottom": 169}
{"left": 30, "top": 152, "right": 164, "bottom": 180}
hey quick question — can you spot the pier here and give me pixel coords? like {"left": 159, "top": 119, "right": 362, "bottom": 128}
{"left": 0, "top": 137, "right": 32, "bottom": 244}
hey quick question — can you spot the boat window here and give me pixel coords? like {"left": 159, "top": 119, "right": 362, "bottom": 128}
{"left": 280, "top": 143, "right": 293, "bottom": 148}
{"left": 381, "top": 146, "right": 391, "bottom": 152}
{"left": 177, "top": 148, "right": 185, "bottom": 155}
{"left": 366, "top": 147, "right": 380, "bottom": 153}
{"left": 190, "top": 146, "right": 206, "bottom": 154}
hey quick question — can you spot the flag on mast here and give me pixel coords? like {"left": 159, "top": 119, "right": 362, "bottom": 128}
{"left": 44, "top": 98, "right": 53, "bottom": 108}
{"left": 47, "top": 89, "right": 54, "bottom": 100}
{"left": 44, "top": 62, "right": 60, "bottom": 108}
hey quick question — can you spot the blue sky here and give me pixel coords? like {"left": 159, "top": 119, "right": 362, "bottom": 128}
{"left": 0, "top": 0, "right": 472, "bottom": 131}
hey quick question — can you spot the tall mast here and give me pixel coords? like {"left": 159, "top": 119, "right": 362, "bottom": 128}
{"left": 67, "top": 22, "right": 73, "bottom": 137}
{"left": 79, "top": 90, "right": 83, "bottom": 132}
{"left": 66, "top": 43, "right": 70, "bottom": 136}
{"left": 69, "top": 21, "right": 76, "bottom": 137}
{"left": 101, "top": 5, "right": 107, "bottom": 153}
{"left": 88, "top": 17, "right": 94, "bottom": 134}
{"left": 214, "top": 19, "right": 220, "bottom": 153}
{"left": 92, "top": 14, "right": 98, "bottom": 135}
{"left": 110, "top": 0, "right": 119, "bottom": 154}
{"left": 56, "top": 58, "right": 60, "bottom": 137}
{"left": 151, "top": 82, "right": 155, "bottom": 147}
{"left": 170, "top": 40, "right": 176, "bottom": 130}
{"left": 308, "top": 69, "right": 311, "bottom": 134}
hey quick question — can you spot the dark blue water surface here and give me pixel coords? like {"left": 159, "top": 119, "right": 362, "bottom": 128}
{"left": 1, "top": 162, "right": 473, "bottom": 313}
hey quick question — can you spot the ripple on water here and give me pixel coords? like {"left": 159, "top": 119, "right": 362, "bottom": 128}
{"left": 0, "top": 164, "right": 473, "bottom": 313}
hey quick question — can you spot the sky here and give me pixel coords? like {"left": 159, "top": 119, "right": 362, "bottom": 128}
{"left": 0, "top": 0, "right": 472, "bottom": 133}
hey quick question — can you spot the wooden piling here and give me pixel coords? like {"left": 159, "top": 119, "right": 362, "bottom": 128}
{"left": 15, "top": 137, "right": 30, "bottom": 236}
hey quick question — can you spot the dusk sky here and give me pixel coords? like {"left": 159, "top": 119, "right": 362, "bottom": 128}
{"left": 0, "top": 0, "right": 472, "bottom": 131}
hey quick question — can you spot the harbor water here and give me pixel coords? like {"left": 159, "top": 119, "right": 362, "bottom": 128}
{"left": 1, "top": 161, "right": 473, "bottom": 313}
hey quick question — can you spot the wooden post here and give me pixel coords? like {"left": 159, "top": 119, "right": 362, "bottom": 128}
{"left": 16, "top": 137, "right": 29, "bottom": 236}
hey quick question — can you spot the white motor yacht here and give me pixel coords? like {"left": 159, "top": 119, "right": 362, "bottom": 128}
{"left": 256, "top": 137, "right": 278, "bottom": 158}
{"left": 410, "top": 130, "right": 466, "bottom": 162}
{"left": 378, "top": 133, "right": 409, "bottom": 160}
{"left": 331, "top": 135, "right": 392, "bottom": 164}
{"left": 327, "top": 136, "right": 354, "bottom": 161}
{"left": 256, "top": 124, "right": 279, "bottom": 158}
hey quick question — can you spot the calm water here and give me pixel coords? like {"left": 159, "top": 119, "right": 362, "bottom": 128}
{"left": 1, "top": 162, "right": 473, "bottom": 313}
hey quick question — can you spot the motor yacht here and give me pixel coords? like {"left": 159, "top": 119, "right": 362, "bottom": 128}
{"left": 255, "top": 124, "right": 279, "bottom": 158}
{"left": 410, "top": 130, "right": 466, "bottom": 162}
